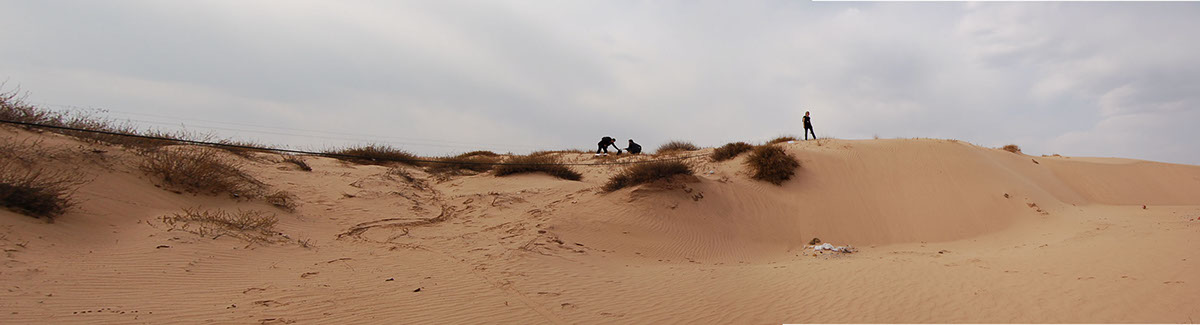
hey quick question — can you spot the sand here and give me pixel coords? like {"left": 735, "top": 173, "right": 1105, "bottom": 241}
{"left": 1, "top": 128, "right": 1198, "bottom": 324}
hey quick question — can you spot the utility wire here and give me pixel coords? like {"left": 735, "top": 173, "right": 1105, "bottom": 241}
{"left": 0, "top": 119, "right": 708, "bottom": 166}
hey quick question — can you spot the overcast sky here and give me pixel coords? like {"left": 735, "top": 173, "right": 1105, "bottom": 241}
{"left": 2, "top": 1, "right": 1199, "bottom": 164}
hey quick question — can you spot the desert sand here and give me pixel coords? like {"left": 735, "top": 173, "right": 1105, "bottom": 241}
{"left": 1, "top": 127, "right": 1198, "bottom": 324}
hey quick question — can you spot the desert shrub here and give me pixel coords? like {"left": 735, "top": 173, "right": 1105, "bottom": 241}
{"left": 602, "top": 161, "right": 693, "bottom": 192}
{"left": 767, "top": 136, "right": 798, "bottom": 145}
{"left": 282, "top": 155, "right": 312, "bottom": 171}
{"left": 265, "top": 190, "right": 298, "bottom": 212}
{"left": 426, "top": 154, "right": 500, "bottom": 174}
{"left": 0, "top": 161, "right": 88, "bottom": 221}
{"left": 530, "top": 149, "right": 587, "bottom": 156}
{"left": 325, "top": 144, "right": 420, "bottom": 166}
{"left": 1, "top": 90, "right": 190, "bottom": 150}
{"left": 216, "top": 139, "right": 272, "bottom": 158}
{"left": 457, "top": 150, "right": 500, "bottom": 158}
{"left": 711, "top": 142, "right": 754, "bottom": 162}
{"left": 494, "top": 155, "right": 581, "bottom": 181}
{"left": 1002, "top": 144, "right": 1021, "bottom": 154}
{"left": 656, "top": 141, "right": 699, "bottom": 154}
{"left": 159, "top": 208, "right": 279, "bottom": 242}
{"left": 141, "top": 147, "right": 264, "bottom": 197}
{"left": 746, "top": 145, "right": 800, "bottom": 185}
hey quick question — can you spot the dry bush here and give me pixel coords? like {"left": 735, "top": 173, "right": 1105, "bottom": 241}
{"left": 216, "top": 139, "right": 272, "bottom": 158}
{"left": 426, "top": 154, "right": 500, "bottom": 174}
{"left": 767, "top": 136, "right": 798, "bottom": 145}
{"left": 265, "top": 190, "right": 298, "bottom": 212}
{"left": 0, "top": 161, "right": 89, "bottom": 221}
{"left": 1002, "top": 144, "right": 1021, "bottom": 154}
{"left": 282, "top": 155, "right": 312, "bottom": 171}
{"left": 1, "top": 90, "right": 190, "bottom": 150}
{"left": 141, "top": 147, "right": 264, "bottom": 197}
{"left": 494, "top": 155, "right": 582, "bottom": 181}
{"left": 656, "top": 141, "right": 700, "bottom": 154}
{"left": 325, "top": 144, "right": 420, "bottom": 166}
{"left": 602, "top": 161, "right": 693, "bottom": 192}
{"left": 457, "top": 150, "right": 500, "bottom": 158}
{"left": 711, "top": 142, "right": 754, "bottom": 162}
{"left": 530, "top": 149, "right": 587, "bottom": 156}
{"left": 159, "top": 208, "right": 279, "bottom": 243}
{"left": 746, "top": 145, "right": 800, "bottom": 185}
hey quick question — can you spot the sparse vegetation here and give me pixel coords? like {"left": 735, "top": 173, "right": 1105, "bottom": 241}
{"left": 265, "top": 190, "right": 298, "bottom": 212}
{"left": 216, "top": 139, "right": 272, "bottom": 158}
{"left": 457, "top": 150, "right": 500, "bottom": 158}
{"left": 325, "top": 144, "right": 421, "bottom": 166}
{"left": 656, "top": 141, "right": 699, "bottom": 154}
{"left": 141, "top": 147, "right": 264, "bottom": 197}
{"left": 426, "top": 153, "right": 501, "bottom": 174}
{"left": 1002, "top": 144, "right": 1022, "bottom": 154}
{"left": 159, "top": 208, "right": 279, "bottom": 243}
{"left": 767, "top": 136, "right": 798, "bottom": 145}
{"left": 602, "top": 161, "right": 693, "bottom": 192}
{"left": 493, "top": 155, "right": 582, "bottom": 181}
{"left": 711, "top": 142, "right": 755, "bottom": 162}
{"left": 282, "top": 155, "right": 312, "bottom": 171}
{"left": 746, "top": 145, "right": 800, "bottom": 185}
{"left": 1, "top": 89, "right": 194, "bottom": 150}
{"left": 0, "top": 161, "right": 89, "bottom": 221}
{"left": 530, "top": 149, "right": 587, "bottom": 156}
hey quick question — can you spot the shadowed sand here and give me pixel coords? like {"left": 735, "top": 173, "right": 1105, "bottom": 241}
{"left": 2, "top": 128, "right": 1198, "bottom": 324}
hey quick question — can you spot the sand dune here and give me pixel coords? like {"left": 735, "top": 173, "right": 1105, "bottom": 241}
{"left": 1, "top": 127, "right": 1198, "bottom": 323}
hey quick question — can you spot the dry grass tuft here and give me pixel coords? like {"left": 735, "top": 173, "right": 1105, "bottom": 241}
{"left": 159, "top": 208, "right": 279, "bottom": 243}
{"left": 216, "top": 139, "right": 272, "bottom": 159}
{"left": 0, "top": 161, "right": 89, "bottom": 221}
{"left": 656, "top": 141, "right": 700, "bottom": 154}
{"left": 711, "top": 142, "right": 755, "bottom": 162}
{"left": 325, "top": 144, "right": 421, "bottom": 166}
{"left": 767, "top": 136, "right": 799, "bottom": 145}
{"left": 282, "top": 155, "right": 312, "bottom": 171}
{"left": 530, "top": 149, "right": 587, "bottom": 156}
{"left": 141, "top": 147, "right": 264, "bottom": 197}
{"left": 1002, "top": 144, "right": 1022, "bottom": 154}
{"left": 457, "top": 150, "right": 500, "bottom": 158}
{"left": 602, "top": 161, "right": 693, "bottom": 192}
{"left": 1, "top": 89, "right": 194, "bottom": 150}
{"left": 746, "top": 145, "right": 800, "bottom": 185}
{"left": 426, "top": 154, "right": 500, "bottom": 174}
{"left": 494, "top": 155, "right": 582, "bottom": 181}
{"left": 265, "top": 190, "right": 298, "bottom": 212}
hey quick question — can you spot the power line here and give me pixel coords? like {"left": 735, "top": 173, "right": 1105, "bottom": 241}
{"left": 0, "top": 119, "right": 708, "bottom": 166}
{"left": 34, "top": 102, "right": 555, "bottom": 150}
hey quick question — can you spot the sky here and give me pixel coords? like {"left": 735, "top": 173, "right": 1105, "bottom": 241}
{"left": 2, "top": 1, "right": 1199, "bottom": 164}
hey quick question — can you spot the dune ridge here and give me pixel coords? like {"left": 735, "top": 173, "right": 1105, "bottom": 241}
{"left": 2, "top": 127, "right": 1198, "bottom": 323}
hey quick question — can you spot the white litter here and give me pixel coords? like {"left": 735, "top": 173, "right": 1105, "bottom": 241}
{"left": 809, "top": 243, "right": 856, "bottom": 253}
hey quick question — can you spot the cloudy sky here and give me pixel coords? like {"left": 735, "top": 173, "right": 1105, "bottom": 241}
{"left": 2, "top": 1, "right": 1199, "bottom": 164}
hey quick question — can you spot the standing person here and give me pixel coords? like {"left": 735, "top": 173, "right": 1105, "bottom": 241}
{"left": 596, "top": 136, "right": 620, "bottom": 155}
{"left": 803, "top": 111, "right": 816, "bottom": 140}
{"left": 625, "top": 139, "right": 642, "bottom": 154}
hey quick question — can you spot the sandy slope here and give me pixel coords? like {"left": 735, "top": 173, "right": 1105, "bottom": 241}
{"left": 1, "top": 128, "right": 1198, "bottom": 324}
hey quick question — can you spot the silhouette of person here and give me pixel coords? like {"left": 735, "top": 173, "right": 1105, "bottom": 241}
{"left": 803, "top": 111, "right": 816, "bottom": 140}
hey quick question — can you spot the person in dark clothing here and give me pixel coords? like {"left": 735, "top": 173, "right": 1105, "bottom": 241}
{"left": 596, "top": 136, "right": 620, "bottom": 155}
{"left": 803, "top": 111, "right": 816, "bottom": 140}
{"left": 625, "top": 139, "right": 642, "bottom": 154}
